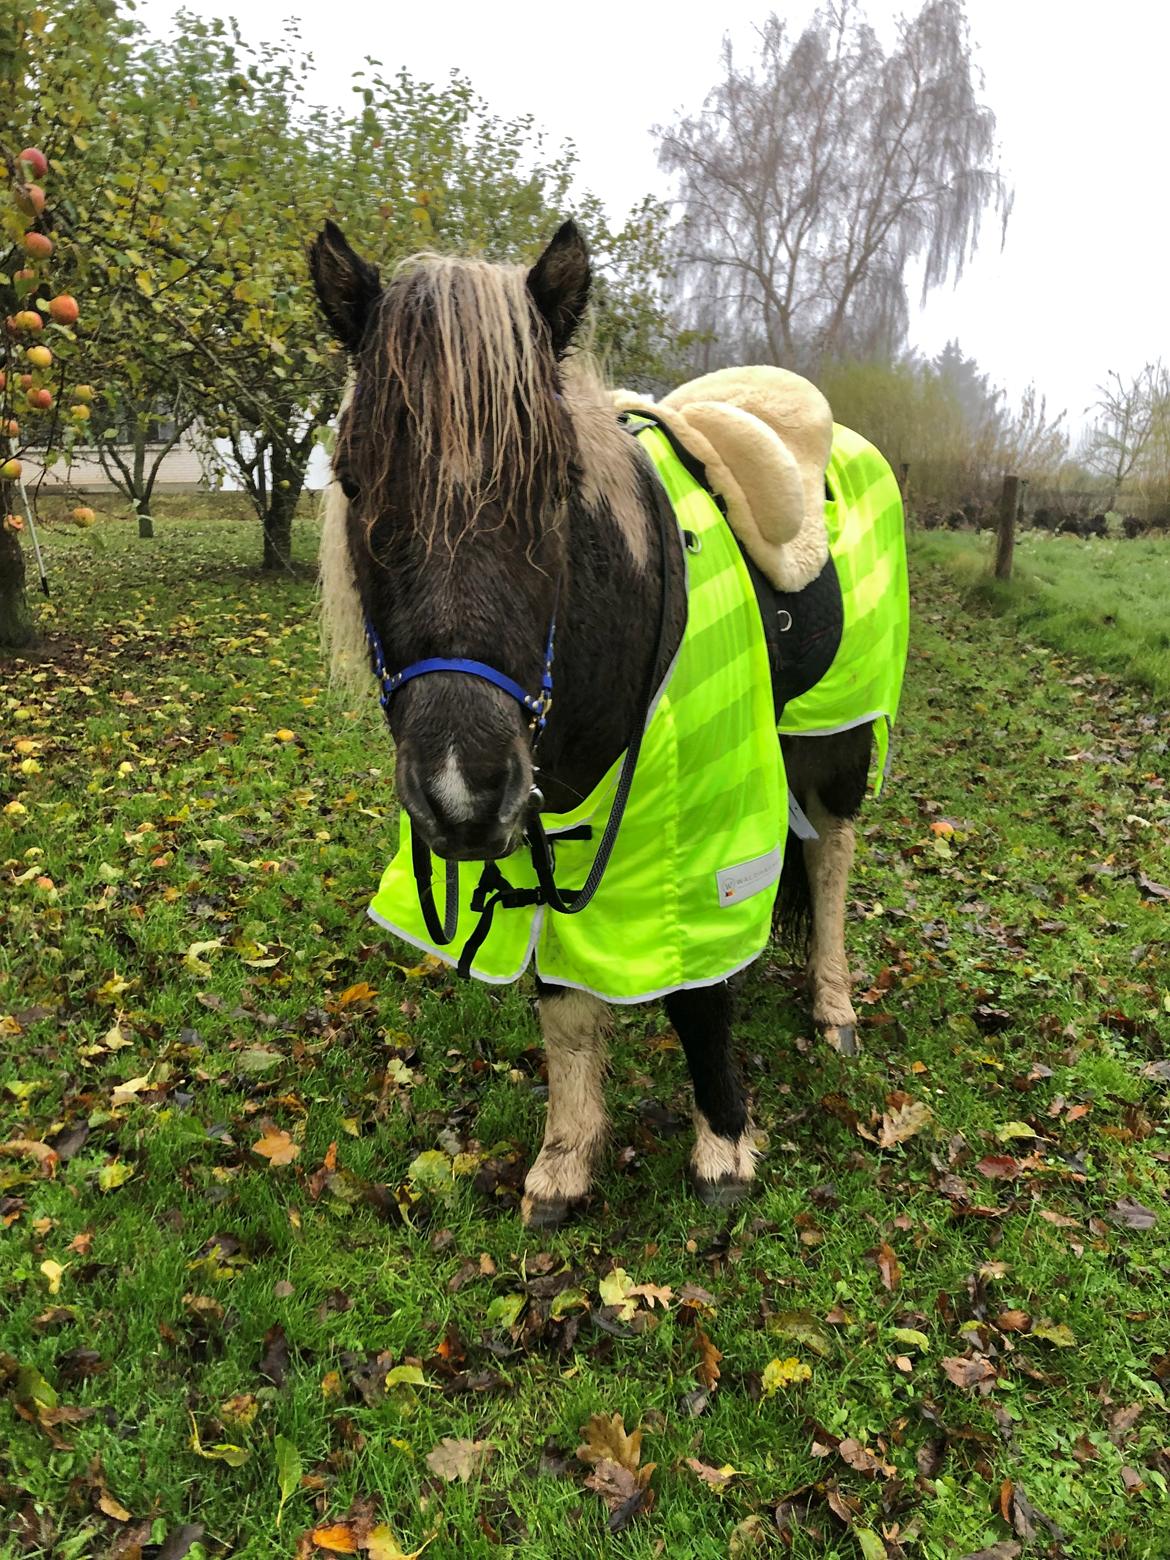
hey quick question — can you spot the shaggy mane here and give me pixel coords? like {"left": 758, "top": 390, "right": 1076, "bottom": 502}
{"left": 342, "top": 253, "right": 571, "bottom": 552}
{"left": 321, "top": 255, "right": 650, "bottom": 690}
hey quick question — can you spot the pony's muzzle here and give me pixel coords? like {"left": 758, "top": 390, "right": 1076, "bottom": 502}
{"left": 397, "top": 739, "right": 531, "bottom": 862}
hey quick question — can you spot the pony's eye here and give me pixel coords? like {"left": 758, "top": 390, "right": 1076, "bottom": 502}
{"left": 339, "top": 473, "right": 360, "bottom": 501}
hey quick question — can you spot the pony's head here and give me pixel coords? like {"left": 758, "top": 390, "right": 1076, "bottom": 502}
{"left": 311, "top": 221, "right": 592, "bottom": 861}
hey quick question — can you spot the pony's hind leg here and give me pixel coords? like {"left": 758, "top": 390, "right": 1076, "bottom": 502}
{"left": 781, "top": 727, "right": 871, "bottom": 1059}
{"left": 521, "top": 985, "right": 610, "bottom": 1229}
{"left": 665, "top": 982, "right": 756, "bottom": 1207}
{"left": 803, "top": 790, "right": 858, "bottom": 1056}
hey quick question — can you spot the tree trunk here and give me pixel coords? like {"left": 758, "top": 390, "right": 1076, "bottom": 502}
{"left": 133, "top": 429, "right": 154, "bottom": 538}
{"left": 0, "top": 517, "right": 36, "bottom": 649}
{"left": 260, "top": 437, "right": 306, "bottom": 572}
{"left": 262, "top": 503, "right": 293, "bottom": 571}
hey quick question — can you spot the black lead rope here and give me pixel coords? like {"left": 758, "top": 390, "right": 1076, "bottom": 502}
{"left": 411, "top": 828, "right": 460, "bottom": 946}
{"left": 501, "top": 479, "right": 676, "bottom": 929}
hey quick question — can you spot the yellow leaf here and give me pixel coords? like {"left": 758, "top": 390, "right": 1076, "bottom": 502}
{"left": 111, "top": 1073, "right": 152, "bottom": 1108}
{"left": 599, "top": 1267, "right": 638, "bottom": 1320}
{"left": 335, "top": 981, "right": 377, "bottom": 1007}
{"left": 135, "top": 270, "right": 154, "bottom": 297}
{"left": 189, "top": 1413, "right": 251, "bottom": 1466}
{"left": 762, "top": 1356, "right": 812, "bottom": 1395}
{"left": 367, "top": 1524, "right": 433, "bottom": 1560}
{"left": 40, "top": 1259, "right": 67, "bottom": 1294}
{"left": 183, "top": 938, "right": 223, "bottom": 976}
{"left": 97, "top": 1160, "right": 136, "bottom": 1192}
{"left": 96, "top": 973, "right": 134, "bottom": 1002}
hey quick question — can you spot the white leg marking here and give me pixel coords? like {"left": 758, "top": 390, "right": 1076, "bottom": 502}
{"left": 522, "top": 990, "right": 610, "bottom": 1221}
{"left": 431, "top": 745, "right": 477, "bottom": 824}
{"left": 691, "top": 1109, "right": 758, "bottom": 1185}
{"left": 802, "top": 791, "right": 857, "bottom": 1032}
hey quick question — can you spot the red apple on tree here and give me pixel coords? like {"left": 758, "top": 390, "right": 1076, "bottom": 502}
{"left": 48, "top": 295, "right": 79, "bottom": 325}
{"left": 15, "top": 184, "right": 46, "bottom": 217}
{"left": 18, "top": 147, "right": 48, "bottom": 178}
{"left": 26, "top": 387, "right": 52, "bottom": 410}
{"left": 22, "top": 232, "right": 53, "bottom": 259}
{"left": 14, "top": 310, "right": 44, "bottom": 334}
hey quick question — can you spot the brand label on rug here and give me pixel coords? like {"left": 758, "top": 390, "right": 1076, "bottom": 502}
{"left": 716, "top": 846, "right": 782, "bottom": 907}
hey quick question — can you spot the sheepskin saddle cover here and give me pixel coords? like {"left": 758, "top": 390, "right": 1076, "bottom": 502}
{"left": 613, "top": 365, "right": 833, "bottom": 594}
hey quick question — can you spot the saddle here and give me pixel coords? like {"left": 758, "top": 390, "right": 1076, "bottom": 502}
{"left": 613, "top": 366, "right": 833, "bottom": 594}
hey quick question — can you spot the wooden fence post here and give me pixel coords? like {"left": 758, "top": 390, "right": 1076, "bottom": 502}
{"left": 995, "top": 474, "right": 1024, "bottom": 581}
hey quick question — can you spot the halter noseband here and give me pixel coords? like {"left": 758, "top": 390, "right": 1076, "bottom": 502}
{"left": 364, "top": 608, "right": 557, "bottom": 735}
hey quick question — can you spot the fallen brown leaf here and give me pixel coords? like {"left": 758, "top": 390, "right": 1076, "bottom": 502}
{"left": 941, "top": 1355, "right": 997, "bottom": 1391}
{"left": 424, "top": 1437, "right": 493, "bottom": 1483}
{"left": 684, "top": 1457, "right": 736, "bottom": 1490}
{"left": 1108, "top": 1198, "right": 1156, "bottom": 1231}
{"left": 0, "top": 1139, "right": 59, "bottom": 1177}
{"left": 695, "top": 1323, "right": 722, "bottom": 1389}
{"left": 874, "top": 1242, "right": 901, "bottom": 1292}
{"left": 877, "top": 1098, "right": 932, "bottom": 1147}
{"left": 837, "top": 1437, "right": 896, "bottom": 1478}
{"left": 254, "top": 1124, "right": 300, "bottom": 1166}
{"left": 576, "top": 1412, "right": 645, "bottom": 1473}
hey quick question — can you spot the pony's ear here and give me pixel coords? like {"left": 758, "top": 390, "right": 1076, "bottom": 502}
{"left": 527, "top": 220, "right": 591, "bottom": 357}
{"left": 309, "top": 220, "right": 381, "bottom": 352}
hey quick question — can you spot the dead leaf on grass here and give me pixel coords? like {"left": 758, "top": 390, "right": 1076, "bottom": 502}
{"left": 874, "top": 1242, "right": 901, "bottom": 1291}
{"left": 0, "top": 1139, "right": 59, "bottom": 1177}
{"left": 577, "top": 1413, "right": 656, "bottom": 1530}
{"left": 253, "top": 1124, "right": 300, "bottom": 1166}
{"left": 837, "top": 1437, "right": 896, "bottom": 1478}
{"left": 684, "top": 1457, "right": 736, "bottom": 1490}
{"left": 424, "top": 1437, "right": 493, "bottom": 1483}
{"left": 1108, "top": 1198, "right": 1156, "bottom": 1230}
{"left": 941, "top": 1355, "right": 997, "bottom": 1391}
{"left": 695, "top": 1323, "right": 722, "bottom": 1389}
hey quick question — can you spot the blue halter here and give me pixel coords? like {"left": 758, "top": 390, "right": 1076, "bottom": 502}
{"left": 364, "top": 609, "right": 557, "bottom": 734}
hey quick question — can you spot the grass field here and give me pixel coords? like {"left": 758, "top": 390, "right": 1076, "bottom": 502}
{"left": 2, "top": 511, "right": 1169, "bottom": 1559}
{"left": 913, "top": 530, "right": 1170, "bottom": 703}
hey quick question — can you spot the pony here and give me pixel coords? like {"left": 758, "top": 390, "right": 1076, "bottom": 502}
{"left": 310, "top": 219, "right": 906, "bottom": 1228}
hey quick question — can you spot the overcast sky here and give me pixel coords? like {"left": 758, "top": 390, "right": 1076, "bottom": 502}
{"left": 140, "top": 0, "right": 1169, "bottom": 438}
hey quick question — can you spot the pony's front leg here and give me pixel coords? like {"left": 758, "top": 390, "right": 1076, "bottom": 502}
{"left": 522, "top": 985, "right": 610, "bottom": 1229}
{"left": 666, "top": 982, "right": 757, "bottom": 1207}
{"left": 803, "top": 790, "right": 859, "bottom": 1056}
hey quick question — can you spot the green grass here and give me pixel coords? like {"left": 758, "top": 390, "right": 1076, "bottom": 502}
{"left": 2, "top": 509, "right": 1169, "bottom": 1558}
{"left": 913, "top": 529, "right": 1170, "bottom": 701}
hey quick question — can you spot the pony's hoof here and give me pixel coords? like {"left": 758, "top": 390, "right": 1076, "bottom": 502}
{"left": 821, "top": 1022, "right": 859, "bottom": 1057}
{"left": 521, "top": 1192, "right": 572, "bottom": 1230}
{"left": 692, "top": 1171, "right": 752, "bottom": 1209}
